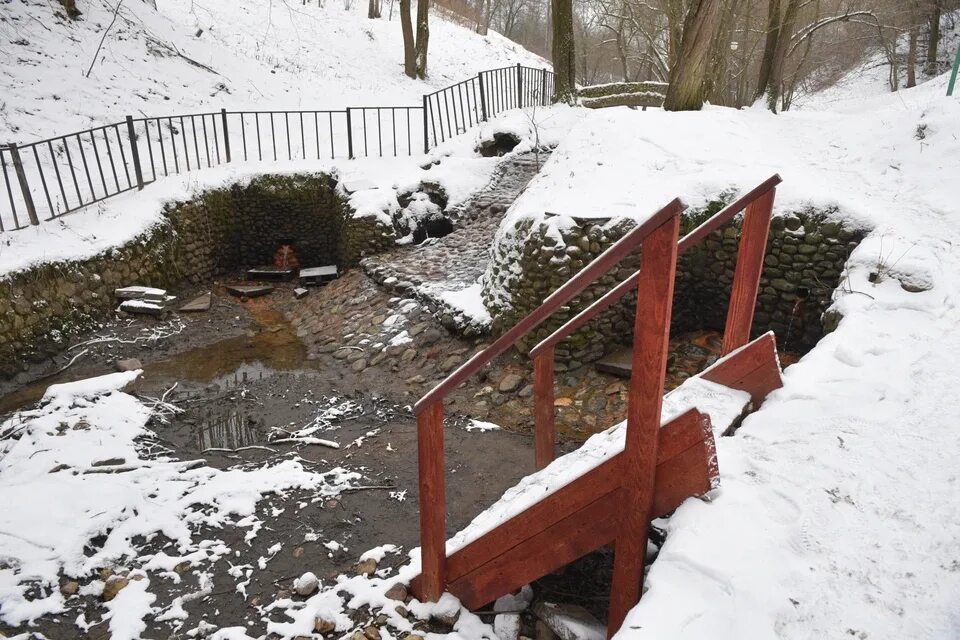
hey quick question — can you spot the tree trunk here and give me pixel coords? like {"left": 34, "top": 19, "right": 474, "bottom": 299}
{"left": 368, "top": 0, "right": 381, "bottom": 19}
{"left": 663, "top": 0, "right": 724, "bottom": 111}
{"left": 925, "top": 0, "right": 942, "bottom": 76}
{"left": 400, "top": 0, "right": 416, "bottom": 78}
{"left": 758, "top": 0, "right": 799, "bottom": 112}
{"left": 551, "top": 0, "right": 576, "bottom": 103}
{"left": 754, "top": 0, "right": 782, "bottom": 102}
{"left": 415, "top": 0, "right": 430, "bottom": 78}
{"left": 907, "top": 24, "right": 918, "bottom": 87}
{"left": 59, "top": 0, "right": 81, "bottom": 18}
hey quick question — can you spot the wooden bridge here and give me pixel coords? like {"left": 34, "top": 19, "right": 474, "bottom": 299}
{"left": 409, "top": 175, "right": 784, "bottom": 637}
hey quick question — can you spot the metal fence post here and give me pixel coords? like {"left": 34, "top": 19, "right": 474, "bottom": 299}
{"left": 516, "top": 63, "right": 523, "bottom": 108}
{"left": 948, "top": 46, "right": 960, "bottom": 97}
{"left": 478, "top": 73, "right": 488, "bottom": 121}
{"left": 7, "top": 144, "right": 39, "bottom": 226}
{"left": 221, "top": 109, "right": 232, "bottom": 163}
{"left": 541, "top": 69, "right": 548, "bottom": 105}
{"left": 125, "top": 116, "right": 145, "bottom": 190}
{"left": 422, "top": 95, "right": 430, "bottom": 154}
{"left": 346, "top": 108, "right": 355, "bottom": 159}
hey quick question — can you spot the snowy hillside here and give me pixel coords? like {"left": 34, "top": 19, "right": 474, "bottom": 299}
{"left": 0, "top": 0, "right": 545, "bottom": 141}
{"left": 793, "top": 11, "right": 959, "bottom": 110}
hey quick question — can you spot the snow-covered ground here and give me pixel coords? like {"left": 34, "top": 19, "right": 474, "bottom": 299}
{"left": 0, "top": 0, "right": 544, "bottom": 141}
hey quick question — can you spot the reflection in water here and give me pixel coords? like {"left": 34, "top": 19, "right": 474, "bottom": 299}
{"left": 197, "top": 409, "right": 260, "bottom": 451}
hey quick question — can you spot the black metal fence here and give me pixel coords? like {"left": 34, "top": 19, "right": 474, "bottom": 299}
{"left": 1, "top": 64, "right": 555, "bottom": 233}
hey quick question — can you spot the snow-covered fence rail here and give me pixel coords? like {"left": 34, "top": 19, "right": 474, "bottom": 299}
{"left": 0, "top": 64, "right": 554, "bottom": 233}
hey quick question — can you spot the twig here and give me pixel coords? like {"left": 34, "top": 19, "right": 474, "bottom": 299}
{"left": 34, "top": 348, "right": 89, "bottom": 381}
{"left": 340, "top": 485, "right": 396, "bottom": 492}
{"left": 86, "top": 0, "right": 124, "bottom": 78}
{"left": 201, "top": 445, "right": 278, "bottom": 454}
{"left": 270, "top": 437, "right": 340, "bottom": 449}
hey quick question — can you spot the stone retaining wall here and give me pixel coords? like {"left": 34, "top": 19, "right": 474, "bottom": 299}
{"left": 482, "top": 205, "right": 866, "bottom": 368}
{"left": 0, "top": 173, "right": 395, "bottom": 378}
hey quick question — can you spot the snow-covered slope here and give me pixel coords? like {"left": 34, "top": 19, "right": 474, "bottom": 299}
{"left": 0, "top": 0, "right": 544, "bottom": 141}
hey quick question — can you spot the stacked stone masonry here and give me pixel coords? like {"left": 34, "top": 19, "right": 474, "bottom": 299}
{"left": 482, "top": 207, "right": 866, "bottom": 367}
{"left": 0, "top": 173, "right": 395, "bottom": 378}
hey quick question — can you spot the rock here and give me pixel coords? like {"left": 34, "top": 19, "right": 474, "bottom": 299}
{"left": 351, "top": 358, "right": 368, "bottom": 372}
{"left": 102, "top": 575, "right": 130, "bottom": 602}
{"left": 294, "top": 287, "right": 310, "bottom": 299}
{"left": 439, "top": 355, "right": 460, "bottom": 372}
{"left": 293, "top": 571, "right": 319, "bottom": 596}
{"left": 532, "top": 602, "right": 605, "bottom": 640}
{"left": 315, "top": 617, "right": 337, "bottom": 634}
{"left": 553, "top": 397, "right": 573, "bottom": 407}
{"left": 498, "top": 373, "right": 524, "bottom": 393}
{"left": 385, "top": 583, "right": 408, "bottom": 601}
{"left": 354, "top": 558, "right": 378, "bottom": 576}
{"left": 226, "top": 284, "right": 274, "bottom": 298}
{"left": 517, "top": 384, "right": 534, "bottom": 398}
{"left": 114, "top": 358, "right": 142, "bottom": 372}
{"left": 60, "top": 581, "right": 79, "bottom": 596}
{"left": 292, "top": 546, "right": 305, "bottom": 558}
{"left": 494, "top": 613, "right": 521, "bottom": 640}
{"left": 364, "top": 626, "right": 382, "bottom": 640}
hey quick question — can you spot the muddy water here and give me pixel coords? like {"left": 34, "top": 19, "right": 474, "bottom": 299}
{"left": 0, "top": 305, "right": 310, "bottom": 416}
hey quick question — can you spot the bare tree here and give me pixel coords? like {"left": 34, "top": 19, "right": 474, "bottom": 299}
{"left": 400, "top": 0, "right": 417, "bottom": 77}
{"left": 368, "top": 0, "right": 382, "bottom": 18}
{"left": 663, "top": 0, "right": 725, "bottom": 110}
{"left": 415, "top": 0, "right": 430, "bottom": 77}
{"left": 552, "top": 0, "right": 577, "bottom": 101}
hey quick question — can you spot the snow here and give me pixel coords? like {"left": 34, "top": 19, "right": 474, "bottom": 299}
{"left": 435, "top": 282, "right": 493, "bottom": 325}
{"left": 0, "top": 372, "right": 363, "bottom": 629}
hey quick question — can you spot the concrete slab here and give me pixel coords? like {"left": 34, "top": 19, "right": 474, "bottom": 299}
{"left": 226, "top": 284, "right": 274, "bottom": 298}
{"left": 247, "top": 267, "right": 294, "bottom": 281}
{"left": 294, "top": 287, "right": 310, "bottom": 299}
{"left": 595, "top": 347, "right": 633, "bottom": 378}
{"left": 115, "top": 286, "right": 167, "bottom": 301}
{"left": 118, "top": 300, "right": 167, "bottom": 317}
{"left": 299, "top": 265, "right": 338, "bottom": 285}
{"left": 180, "top": 293, "right": 212, "bottom": 312}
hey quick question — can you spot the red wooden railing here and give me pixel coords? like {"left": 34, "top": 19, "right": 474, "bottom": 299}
{"left": 529, "top": 174, "right": 781, "bottom": 471}
{"left": 411, "top": 174, "right": 781, "bottom": 626}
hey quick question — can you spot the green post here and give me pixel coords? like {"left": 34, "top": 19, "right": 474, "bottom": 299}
{"left": 948, "top": 46, "right": 960, "bottom": 97}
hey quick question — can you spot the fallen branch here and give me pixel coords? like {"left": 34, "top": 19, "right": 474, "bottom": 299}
{"left": 83, "top": 459, "right": 205, "bottom": 474}
{"left": 201, "top": 445, "right": 278, "bottom": 454}
{"left": 340, "top": 485, "right": 396, "bottom": 492}
{"left": 33, "top": 348, "right": 89, "bottom": 381}
{"left": 270, "top": 437, "right": 340, "bottom": 449}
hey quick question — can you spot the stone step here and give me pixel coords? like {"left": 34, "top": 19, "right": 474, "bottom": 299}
{"left": 299, "top": 265, "right": 339, "bottom": 285}
{"left": 115, "top": 286, "right": 167, "bottom": 301}
{"left": 247, "top": 267, "right": 294, "bottom": 281}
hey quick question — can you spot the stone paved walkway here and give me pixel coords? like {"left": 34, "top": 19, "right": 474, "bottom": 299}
{"left": 361, "top": 153, "right": 548, "bottom": 333}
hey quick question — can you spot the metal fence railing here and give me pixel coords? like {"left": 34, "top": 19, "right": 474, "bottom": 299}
{"left": 1, "top": 63, "right": 555, "bottom": 233}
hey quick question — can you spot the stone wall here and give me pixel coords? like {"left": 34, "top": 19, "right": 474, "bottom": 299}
{"left": 482, "top": 206, "right": 866, "bottom": 368}
{"left": 0, "top": 173, "right": 395, "bottom": 379}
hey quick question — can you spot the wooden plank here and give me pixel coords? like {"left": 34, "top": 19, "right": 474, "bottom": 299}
{"left": 416, "top": 402, "right": 446, "bottom": 601}
{"left": 533, "top": 349, "right": 556, "bottom": 470}
{"left": 721, "top": 187, "right": 776, "bottom": 355}
{"left": 442, "top": 409, "right": 707, "bottom": 584}
{"left": 607, "top": 214, "right": 680, "bottom": 637}
{"left": 702, "top": 332, "right": 782, "bottom": 406}
{"left": 448, "top": 488, "right": 624, "bottom": 610}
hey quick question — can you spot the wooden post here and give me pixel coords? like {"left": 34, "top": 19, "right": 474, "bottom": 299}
{"left": 606, "top": 213, "right": 680, "bottom": 636}
{"left": 125, "top": 116, "right": 145, "bottom": 190}
{"left": 417, "top": 401, "right": 446, "bottom": 600}
{"left": 533, "top": 347, "right": 556, "bottom": 470}
{"left": 220, "top": 109, "right": 232, "bottom": 163}
{"left": 721, "top": 187, "right": 775, "bottom": 356}
{"left": 7, "top": 144, "right": 39, "bottom": 226}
